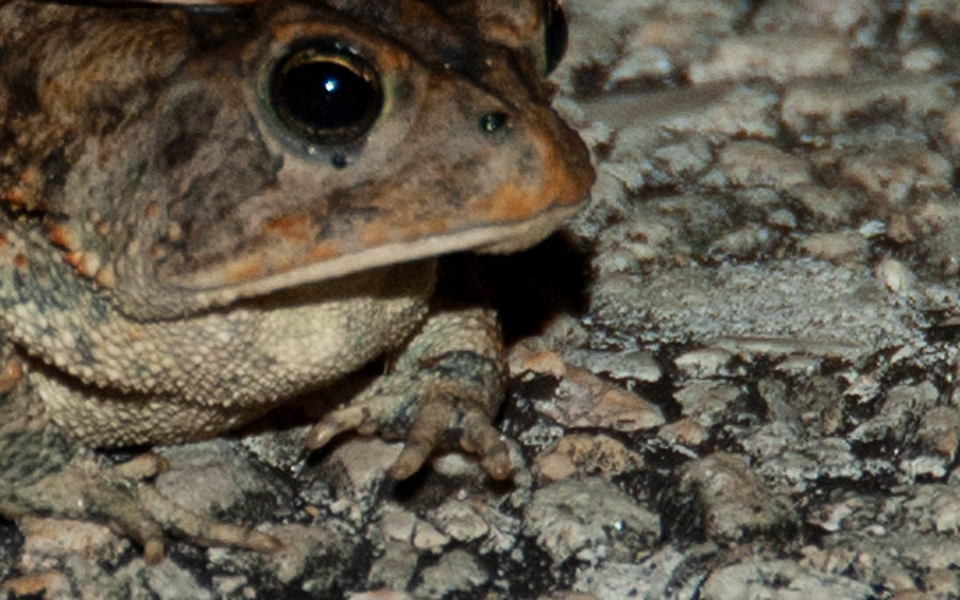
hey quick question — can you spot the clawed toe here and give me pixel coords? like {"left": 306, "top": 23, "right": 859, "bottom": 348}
{"left": 305, "top": 405, "right": 370, "bottom": 450}
{"left": 461, "top": 416, "right": 512, "bottom": 480}
{"left": 308, "top": 391, "right": 513, "bottom": 481}
{"left": 304, "top": 309, "right": 511, "bottom": 481}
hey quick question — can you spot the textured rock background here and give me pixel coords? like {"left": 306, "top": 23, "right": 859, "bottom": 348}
{"left": 6, "top": 0, "right": 960, "bottom": 598}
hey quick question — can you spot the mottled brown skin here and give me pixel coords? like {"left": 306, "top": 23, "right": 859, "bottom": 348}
{"left": 0, "top": 0, "right": 593, "bottom": 560}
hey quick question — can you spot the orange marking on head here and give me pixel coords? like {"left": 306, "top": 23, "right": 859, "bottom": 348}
{"left": 472, "top": 124, "right": 593, "bottom": 224}
{"left": 13, "top": 254, "right": 28, "bottom": 268}
{"left": 224, "top": 258, "right": 267, "bottom": 284}
{"left": 19, "top": 168, "right": 38, "bottom": 186}
{"left": 264, "top": 215, "right": 311, "bottom": 242}
{"left": 307, "top": 240, "right": 341, "bottom": 261}
{"left": 474, "top": 181, "right": 545, "bottom": 222}
{"left": 361, "top": 221, "right": 393, "bottom": 247}
{"left": 378, "top": 46, "right": 408, "bottom": 71}
{"left": 2, "top": 187, "right": 27, "bottom": 208}
{"left": 532, "top": 130, "right": 595, "bottom": 207}
{"left": 400, "top": 216, "right": 451, "bottom": 240}
{"left": 273, "top": 24, "right": 301, "bottom": 45}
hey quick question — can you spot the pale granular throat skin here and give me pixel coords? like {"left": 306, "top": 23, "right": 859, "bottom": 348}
{"left": 8, "top": 227, "right": 436, "bottom": 446}
{"left": 0, "top": 0, "right": 594, "bottom": 557}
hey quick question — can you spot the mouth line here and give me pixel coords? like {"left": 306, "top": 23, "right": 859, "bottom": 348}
{"left": 168, "top": 203, "right": 584, "bottom": 306}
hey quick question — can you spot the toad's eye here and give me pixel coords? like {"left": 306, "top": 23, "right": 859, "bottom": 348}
{"left": 543, "top": 1, "right": 568, "bottom": 75}
{"left": 269, "top": 44, "right": 383, "bottom": 145}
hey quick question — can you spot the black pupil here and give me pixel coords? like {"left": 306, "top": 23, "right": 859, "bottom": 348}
{"left": 272, "top": 50, "right": 382, "bottom": 143}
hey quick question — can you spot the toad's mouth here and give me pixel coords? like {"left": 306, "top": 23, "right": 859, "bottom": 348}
{"left": 172, "top": 200, "right": 582, "bottom": 310}
{"left": 228, "top": 258, "right": 438, "bottom": 315}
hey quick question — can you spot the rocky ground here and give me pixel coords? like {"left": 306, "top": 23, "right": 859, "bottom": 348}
{"left": 6, "top": 0, "right": 960, "bottom": 598}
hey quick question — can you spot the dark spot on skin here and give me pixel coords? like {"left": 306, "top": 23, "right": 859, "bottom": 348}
{"left": 0, "top": 427, "right": 73, "bottom": 488}
{"left": 93, "top": 104, "right": 126, "bottom": 138}
{"left": 160, "top": 91, "right": 218, "bottom": 171}
{"left": 186, "top": 10, "right": 257, "bottom": 51}
{"left": 10, "top": 264, "right": 28, "bottom": 296}
{"left": 70, "top": 336, "right": 100, "bottom": 369}
{"left": 142, "top": 76, "right": 171, "bottom": 108}
{"left": 331, "top": 153, "right": 348, "bottom": 169}
{"left": 160, "top": 125, "right": 282, "bottom": 274}
{"left": 393, "top": 79, "right": 415, "bottom": 105}
{"left": 433, "top": 35, "right": 477, "bottom": 72}
{"left": 427, "top": 156, "right": 483, "bottom": 209}
{"left": 6, "top": 68, "right": 42, "bottom": 118}
{"left": 321, "top": 185, "right": 382, "bottom": 229}
{"left": 163, "top": 131, "right": 203, "bottom": 171}
{"left": 0, "top": 295, "right": 16, "bottom": 312}
{"left": 89, "top": 293, "right": 112, "bottom": 321}
{"left": 13, "top": 257, "right": 73, "bottom": 314}
{"left": 41, "top": 147, "right": 70, "bottom": 194}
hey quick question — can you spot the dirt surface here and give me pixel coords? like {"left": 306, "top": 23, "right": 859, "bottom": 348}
{"left": 6, "top": 0, "right": 960, "bottom": 598}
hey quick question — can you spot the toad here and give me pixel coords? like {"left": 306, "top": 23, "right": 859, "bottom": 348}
{"left": 0, "top": 0, "right": 593, "bottom": 560}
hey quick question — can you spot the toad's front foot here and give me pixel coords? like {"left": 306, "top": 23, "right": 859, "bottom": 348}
{"left": 306, "top": 308, "right": 512, "bottom": 480}
{"left": 1, "top": 420, "right": 281, "bottom": 563}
